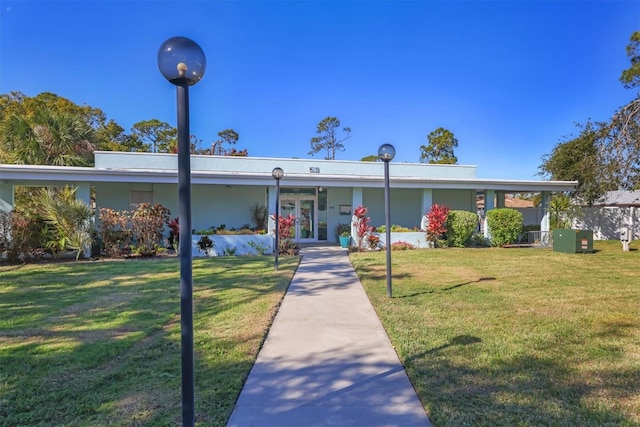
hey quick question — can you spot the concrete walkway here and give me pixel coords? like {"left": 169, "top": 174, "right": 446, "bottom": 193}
{"left": 226, "top": 246, "right": 432, "bottom": 427}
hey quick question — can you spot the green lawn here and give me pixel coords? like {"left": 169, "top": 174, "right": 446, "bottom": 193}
{"left": 351, "top": 240, "right": 640, "bottom": 426}
{"left": 0, "top": 256, "right": 298, "bottom": 426}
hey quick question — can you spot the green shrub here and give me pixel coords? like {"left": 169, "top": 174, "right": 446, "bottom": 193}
{"left": 486, "top": 208, "right": 523, "bottom": 247}
{"left": 390, "top": 224, "right": 412, "bottom": 232}
{"left": 446, "top": 210, "right": 479, "bottom": 247}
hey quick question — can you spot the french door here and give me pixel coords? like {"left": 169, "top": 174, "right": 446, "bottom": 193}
{"left": 280, "top": 196, "right": 317, "bottom": 243}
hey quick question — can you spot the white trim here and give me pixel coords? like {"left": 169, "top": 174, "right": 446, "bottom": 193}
{"left": 0, "top": 163, "right": 577, "bottom": 193}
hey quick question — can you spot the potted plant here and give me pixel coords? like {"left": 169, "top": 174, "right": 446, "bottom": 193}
{"left": 339, "top": 231, "right": 351, "bottom": 248}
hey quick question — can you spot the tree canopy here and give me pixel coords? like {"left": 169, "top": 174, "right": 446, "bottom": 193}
{"left": 1, "top": 104, "right": 95, "bottom": 166}
{"left": 360, "top": 155, "right": 380, "bottom": 162}
{"left": 309, "top": 116, "right": 351, "bottom": 160}
{"left": 211, "top": 129, "right": 239, "bottom": 155}
{"left": 131, "top": 119, "right": 177, "bottom": 153}
{"left": 620, "top": 31, "right": 640, "bottom": 89}
{"left": 0, "top": 91, "right": 250, "bottom": 164}
{"left": 539, "top": 120, "right": 612, "bottom": 204}
{"left": 419, "top": 127, "right": 458, "bottom": 164}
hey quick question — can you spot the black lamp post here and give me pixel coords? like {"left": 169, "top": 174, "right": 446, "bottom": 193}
{"left": 378, "top": 143, "right": 396, "bottom": 298}
{"left": 272, "top": 167, "right": 284, "bottom": 270}
{"left": 158, "top": 36, "right": 206, "bottom": 427}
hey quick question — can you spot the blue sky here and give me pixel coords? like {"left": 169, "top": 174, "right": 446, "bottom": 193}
{"left": 0, "top": 0, "right": 638, "bottom": 180}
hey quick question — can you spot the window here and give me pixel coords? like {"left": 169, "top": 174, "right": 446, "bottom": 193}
{"left": 130, "top": 191, "right": 153, "bottom": 210}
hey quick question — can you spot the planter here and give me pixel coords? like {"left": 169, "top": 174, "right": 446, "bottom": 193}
{"left": 191, "top": 234, "right": 274, "bottom": 257}
{"left": 374, "top": 232, "right": 428, "bottom": 248}
{"left": 339, "top": 235, "right": 350, "bottom": 248}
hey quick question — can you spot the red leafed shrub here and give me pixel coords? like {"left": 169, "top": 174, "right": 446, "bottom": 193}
{"left": 368, "top": 234, "right": 380, "bottom": 250}
{"left": 352, "top": 205, "right": 370, "bottom": 252}
{"left": 166, "top": 217, "right": 179, "bottom": 250}
{"left": 272, "top": 213, "right": 298, "bottom": 255}
{"left": 426, "top": 204, "right": 450, "bottom": 247}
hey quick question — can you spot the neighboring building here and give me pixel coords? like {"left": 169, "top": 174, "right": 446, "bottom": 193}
{"left": 0, "top": 152, "right": 576, "bottom": 244}
{"left": 573, "top": 190, "right": 640, "bottom": 240}
{"left": 477, "top": 194, "right": 541, "bottom": 227}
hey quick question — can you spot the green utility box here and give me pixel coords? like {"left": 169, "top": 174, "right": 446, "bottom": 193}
{"left": 553, "top": 229, "right": 593, "bottom": 253}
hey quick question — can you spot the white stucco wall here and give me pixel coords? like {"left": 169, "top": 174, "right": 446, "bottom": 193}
{"left": 95, "top": 151, "right": 478, "bottom": 180}
{"left": 572, "top": 206, "right": 639, "bottom": 240}
{"left": 515, "top": 207, "right": 544, "bottom": 226}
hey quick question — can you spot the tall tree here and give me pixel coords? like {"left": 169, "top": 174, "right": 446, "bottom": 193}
{"left": 211, "top": 129, "right": 239, "bottom": 155}
{"left": 131, "top": 119, "right": 177, "bottom": 153}
{"left": 538, "top": 120, "right": 611, "bottom": 205}
{"left": 419, "top": 127, "right": 458, "bottom": 164}
{"left": 309, "top": 116, "right": 351, "bottom": 160}
{"left": 620, "top": 31, "right": 640, "bottom": 89}
{"left": 0, "top": 107, "right": 95, "bottom": 166}
{"left": 95, "top": 119, "right": 145, "bottom": 152}
{"left": 599, "top": 95, "right": 640, "bottom": 191}
{"left": 0, "top": 91, "right": 138, "bottom": 155}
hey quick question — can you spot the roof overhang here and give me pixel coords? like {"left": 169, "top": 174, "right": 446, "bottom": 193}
{"left": 0, "top": 163, "right": 577, "bottom": 193}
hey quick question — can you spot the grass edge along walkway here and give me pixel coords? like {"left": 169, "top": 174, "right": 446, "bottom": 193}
{"left": 351, "top": 240, "right": 640, "bottom": 427}
{"left": 0, "top": 255, "right": 299, "bottom": 426}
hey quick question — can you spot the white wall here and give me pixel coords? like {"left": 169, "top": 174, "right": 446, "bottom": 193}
{"left": 514, "top": 207, "right": 544, "bottom": 226}
{"left": 572, "top": 206, "right": 639, "bottom": 240}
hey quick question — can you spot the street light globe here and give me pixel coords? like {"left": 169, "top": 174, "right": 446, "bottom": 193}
{"left": 378, "top": 143, "right": 396, "bottom": 162}
{"left": 158, "top": 36, "right": 206, "bottom": 86}
{"left": 272, "top": 167, "right": 284, "bottom": 180}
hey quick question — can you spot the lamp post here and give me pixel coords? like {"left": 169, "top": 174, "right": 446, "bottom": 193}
{"left": 272, "top": 167, "right": 284, "bottom": 270}
{"left": 158, "top": 36, "right": 206, "bottom": 427}
{"left": 378, "top": 143, "right": 396, "bottom": 298}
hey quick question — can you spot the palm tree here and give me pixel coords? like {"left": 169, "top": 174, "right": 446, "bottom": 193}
{"left": 0, "top": 107, "right": 95, "bottom": 166}
{"left": 37, "top": 186, "right": 94, "bottom": 260}
{"left": 547, "top": 194, "right": 576, "bottom": 230}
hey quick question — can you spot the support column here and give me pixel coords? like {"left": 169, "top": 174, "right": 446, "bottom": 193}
{"left": 267, "top": 185, "right": 277, "bottom": 235}
{"left": 496, "top": 191, "right": 506, "bottom": 208}
{"left": 540, "top": 191, "right": 552, "bottom": 232}
{"left": 352, "top": 187, "right": 363, "bottom": 209}
{"left": 484, "top": 190, "right": 495, "bottom": 239}
{"left": 351, "top": 188, "right": 363, "bottom": 241}
{"left": 421, "top": 189, "right": 433, "bottom": 230}
{"left": 74, "top": 183, "right": 91, "bottom": 206}
{"left": 0, "top": 182, "right": 14, "bottom": 213}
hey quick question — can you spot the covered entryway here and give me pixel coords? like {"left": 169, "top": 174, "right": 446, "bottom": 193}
{"left": 281, "top": 191, "right": 318, "bottom": 243}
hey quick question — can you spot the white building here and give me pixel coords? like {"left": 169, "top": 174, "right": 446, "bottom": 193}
{"left": 0, "top": 152, "right": 576, "bottom": 244}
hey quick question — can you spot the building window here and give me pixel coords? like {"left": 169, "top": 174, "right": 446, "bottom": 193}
{"left": 130, "top": 191, "right": 153, "bottom": 210}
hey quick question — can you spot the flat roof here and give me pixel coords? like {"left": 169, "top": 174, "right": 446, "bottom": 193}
{"left": 0, "top": 159, "right": 577, "bottom": 193}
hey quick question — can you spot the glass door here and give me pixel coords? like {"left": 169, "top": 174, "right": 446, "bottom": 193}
{"left": 280, "top": 196, "right": 317, "bottom": 243}
{"left": 281, "top": 199, "right": 297, "bottom": 240}
{"left": 299, "top": 199, "right": 315, "bottom": 240}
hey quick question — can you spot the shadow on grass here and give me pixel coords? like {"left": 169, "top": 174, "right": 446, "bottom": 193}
{"left": 442, "top": 276, "right": 496, "bottom": 291}
{"left": 0, "top": 257, "right": 295, "bottom": 426}
{"left": 400, "top": 333, "right": 637, "bottom": 426}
